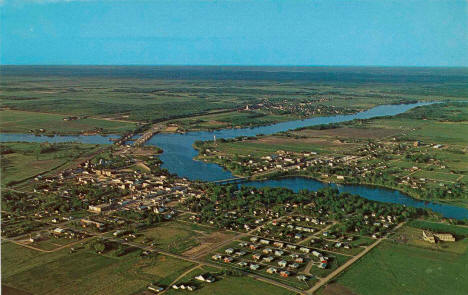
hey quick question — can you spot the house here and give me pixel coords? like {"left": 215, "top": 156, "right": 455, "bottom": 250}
{"left": 280, "top": 270, "right": 290, "bottom": 277}
{"left": 318, "top": 262, "right": 327, "bottom": 269}
{"left": 147, "top": 285, "right": 164, "bottom": 293}
{"left": 289, "top": 263, "right": 300, "bottom": 269}
{"left": 250, "top": 264, "right": 260, "bottom": 270}
{"left": 80, "top": 219, "right": 105, "bottom": 230}
{"left": 239, "top": 242, "right": 248, "bottom": 247}
{"left": 260, "top": 239, "right": 270, "bottom": 245}
{"left": 263, "top": 256, "right": 274, "bottom": 263}
{"left": 300, "top": 247, "right": 310, "bottom": 253}
{"left": 225, "top": 248, "right": 235, "bottom": 254}
{"left": 187, "top": 285, "right": 197, "bottom": 292}
{"left": 266, "top": 267, "right": 278, "bottom": 274}
{"left": 88, "top": 203, "right": 111, "bottom": 213}
{"left": 235, "top": 251, "right": 246, "bottom": 257}
{"left": 278, "top": 260, "right": 287, "bottom": 267}
{"left": 295, "top": 257, "right": 304, "bottom": 263}
{"left": 238, "top": 261, "right": 248, "bottom": 267}
{"left": 224, "top": 256, "right": 234, "bottom": 263}
{"left": 274, "top": 250, "right": 284, "bottom": 257}
{"left": 297, "top": 275, "right": 308, "bottom": 281}
{"left": 252, "top": 253, "right": 262, "bottom": 260}
{"left": 273, "top": 241, "right": 284, "bottom": 248}
{"left": 53, "top": 228, "right": 66, "bottom": 235}
{"left": 263, "top": 248, "right": 273, "bottom": 254}
{"left": 211, "top": 254, "right": 222, "bottom": 260}
{"left": 195, "top": 274, "right": 215, "bottom": 283}
{"left": 250, "top": 237, "right": 259, "bottom": 242}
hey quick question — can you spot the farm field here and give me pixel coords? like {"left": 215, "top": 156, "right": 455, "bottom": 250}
{"left": 331, "top": 241, "right": 468, "bottom": 295}
{"left": 1, "top": 66, "right": 467, "bottom": 134}
{"left": 1, "top": 241, "right": 195, "bottom": 295}
{"left": 1, "top": 142, "right": 101, "bottom": 186}
{"left": 0, "top": 110, "right": 137, "bottom": 135}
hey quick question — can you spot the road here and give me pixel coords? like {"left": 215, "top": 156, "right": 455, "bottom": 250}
{"left": 101, "top": 236, "right": 304, "bottom": 294}
{"left": 158, "top": 264, "right": 201, "bottom": 295}
{"left": 2, "top": 203, "right": 406, "bottom": 295}
{"left": 305, "top": 221, "right": 407, "bottom": 294}
{"left": 133, "top": 124, "right": 163, "bottom": 146}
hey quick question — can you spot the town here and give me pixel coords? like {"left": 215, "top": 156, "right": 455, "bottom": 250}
{"left": 2, "top": 123, "right": 466, "bottom": 295}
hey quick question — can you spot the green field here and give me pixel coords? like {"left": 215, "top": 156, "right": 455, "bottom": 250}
{"left": 135, "top": 221, "right": 220, "bottom": 254}
{"left": 333, "top": 241, "right": 468, "bottom": 295}
{"left": 1, "top": 241, "right": 195, "bottom": 295}
{"left": 1, "top": 142, "right": 101, "bottom": 186}
{"left": 2, "top": 66, "right": 466, "bottom": 133}
{"left": 0, "top": 110, "right": 137, "bottom": 135}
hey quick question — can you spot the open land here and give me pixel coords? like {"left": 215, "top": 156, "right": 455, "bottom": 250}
{"left": 326, "top": 238, "right": 468, "bottom": 295}
{"left": 1, "top": 66, "right": 467, "bottom": 134}
{"left": 0, "top": 110, "right": 137, "bottom": 135}
{"left": 1, "top": 142, "right": 102, "bottom": 187}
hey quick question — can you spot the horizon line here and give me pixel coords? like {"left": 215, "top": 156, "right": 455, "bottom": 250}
{"left": 1, "top": 64, "right": 468, "bottom": 68}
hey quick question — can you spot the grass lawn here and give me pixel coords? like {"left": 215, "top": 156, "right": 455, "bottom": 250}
{"left": 136, "top": 221, "right": 215, "bottom": 254}
{"left": 1, "top": 241, "right": 195, "bottom": 295}
{"left": 1, "top": 142, "right": 101, "bottom": 186}
{"left": 0, "top": 110, "right": 136, "bottom": 135}
{"left": 334, "top": 241, "right": 468, "bottom": 295}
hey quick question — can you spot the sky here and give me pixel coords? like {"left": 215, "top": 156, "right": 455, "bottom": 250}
{"left": 1, "top": 0, "right": 467, "bottom": 66}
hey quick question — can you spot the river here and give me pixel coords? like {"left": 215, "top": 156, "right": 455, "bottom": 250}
{"left": 2, "top": 102, "right": 467, "bottom": 219}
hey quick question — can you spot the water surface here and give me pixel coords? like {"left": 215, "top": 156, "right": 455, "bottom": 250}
{"left": 242, "top": 177, "right": 468, "bottom": 220}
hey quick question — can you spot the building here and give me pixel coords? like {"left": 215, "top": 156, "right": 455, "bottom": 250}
{"left": 266, "top": 267, "right": 278, "bottom": 274}
{"left": 423, "top": 231, "right": 456, "bottom": 243}
{"left": 88, "top": 203, "right": 111, "bottom": 213}
{"left": 422, "top": 231, "right": 436, "bottom": 243}
{"left": 80, "top": 219, "right": 105, "bottom": 230}
{"left": 434, "top": 232, "right": 456, "bottom": 242}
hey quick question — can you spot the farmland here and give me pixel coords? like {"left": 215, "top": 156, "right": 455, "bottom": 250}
{"left": 1, "top": 142, "right": 101, "bottom": 186}
{"left": 330, "top": 240, "right": 468, "bottom": 295}
{"left": 1, "top": 66, "right": 467, "bottom": 134}
{"left": 1, "top": 241, "right": 195, "bottom": 295}
{"left": 0, "top": 110, "right": 137, "bottom": 135}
